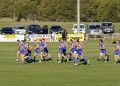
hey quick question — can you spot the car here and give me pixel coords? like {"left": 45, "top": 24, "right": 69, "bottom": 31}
{"left": 13, "top": 25, "right": 26, "bottom": 34}
{"left": 1, "top": 27, "right": 14, "bottom": 34}
{"left": 50, "top": 26, "right": 62, "bottom": 34}
{"left": 27, "top": 24, "right": 43, "bottom": 34}
{"left": 42, "top": 25, "right": 48, "bottom": 34}
{"left": 72, "top": 24, "right": 86, "bottom": 34}
{"left": 101, "top": 22, "right": 115, "bottom": 34}
{"left": 87, "top": 24, "right": 103, "bottom": 38}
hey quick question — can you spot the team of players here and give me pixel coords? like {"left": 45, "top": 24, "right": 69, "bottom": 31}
{"left": 16, "top": 38, "right": 120, "bottom": 65}
{"left": 16, "top": 38, "right": 52, "bottom": 64}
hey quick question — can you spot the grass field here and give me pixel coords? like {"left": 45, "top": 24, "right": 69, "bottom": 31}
{"left": 0, "top": 21, "right": 120, "bottom": 86}
{"left": 0, "top": 40, "right": 120, "bottom": 86}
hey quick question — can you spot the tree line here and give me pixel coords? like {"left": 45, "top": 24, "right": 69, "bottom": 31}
{"left": 0, "top": 0, "right": 120, "bottom": 22}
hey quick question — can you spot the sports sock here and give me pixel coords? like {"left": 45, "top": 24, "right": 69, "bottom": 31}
{"left": 34, "top": 56, "right": 36, "bottom": 61}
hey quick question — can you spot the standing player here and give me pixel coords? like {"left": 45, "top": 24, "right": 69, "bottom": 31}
{"left": 69, "top": 39, "right": 75, "bottom": 59}
{"left": 24, "top": 43, "right": 33, "bottom": 63}
{"left": 16, "top": 40, "right": 20, "bottom": 61}
{"left": 33, "top": 40, "right": 41, "bottom": 62}
{"left": 39, "top": 39, "right": 45, "bottom": 62}
{"left": 98, "top": 39, "right": 109, "bottom": 62}
{"left": 19, "top": 40, "right": 26, "bottom": 64}
{"left": 42, "top": 38, "right": 53, "bottom": 60}
{"left": 113, "top": 41, "right": 120, "bottom": 64}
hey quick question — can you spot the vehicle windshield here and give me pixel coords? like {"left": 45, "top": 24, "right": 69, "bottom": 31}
{"left": 2, "top": 28, "right": 12, "bottom": 31}
{"left": 17, "top": 26, "right": 25, "bottom": 29}
{"left": 74, "top": 25, "right": 84, "bottom": 28}
{"left": 29, "top": 25, "right": 40, "bottom": 30}
{"left": 51, "top": 26, "right": 61, "bottom": 29}
{"left": 102, "top": 23, "right": 112, "bottom": 26}
{"left": 89, "top": 25, "right": 100, "bottom": 29}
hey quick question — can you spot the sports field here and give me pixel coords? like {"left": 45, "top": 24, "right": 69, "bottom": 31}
{"left": 0, "top": 40, "right": 120, "bottom": 86}
{"left": 0, "top": 22, "right": 120, "bottom": 86}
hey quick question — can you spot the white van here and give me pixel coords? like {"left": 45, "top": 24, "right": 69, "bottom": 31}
{"left": 72, "top": 24, "right": 86, "bottom": 34}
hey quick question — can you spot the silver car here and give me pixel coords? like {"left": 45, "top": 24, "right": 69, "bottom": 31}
{"left": 87, "top": 24, "right": 103, "bottom": 38}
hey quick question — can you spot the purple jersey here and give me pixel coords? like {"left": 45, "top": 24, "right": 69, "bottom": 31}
{"left": 99, "top": 42, "right": 105, "bottom": 49}
{"left": 114, "top": 44, "right": 119, "bottom": 50}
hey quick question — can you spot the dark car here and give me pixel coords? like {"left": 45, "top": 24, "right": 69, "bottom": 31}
{"left": 42, "top": 25, "right": 48, "bottom": 34}
{"left": 101, "top": 22, "right": 115, "bottom": 34}
{"left": 1, "top": 27, "right": 14, "bottom": 34}
{"left": 27, "top": 24, "right": 43, "bottom": 34}
{"left": 50, "top": 26, "right": 62, "bottom": 34}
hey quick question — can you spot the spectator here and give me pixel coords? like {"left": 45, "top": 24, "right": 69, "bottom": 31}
{"left": 62, "top": 29, "right": 68, "bottom": 41}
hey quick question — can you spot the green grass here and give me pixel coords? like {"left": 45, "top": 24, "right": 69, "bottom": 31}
{"left": 0, "top": 40, "right": 120, "bottom": 86}
{"left": 0, "top": 21, "right": 120, "bottom": 86}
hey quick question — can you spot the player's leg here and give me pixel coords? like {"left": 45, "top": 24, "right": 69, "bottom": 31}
{"left": 16, "top": 51, "right": 20, "bottom": 61}
{"left": 58, "top": 53, "right": 62, "bottom": 63}
{"left": 39, "top": 52, "right": 44, "bottom": 62}
{"left": 61, "top": 53, "right": 69, "bottom": 63}
{"left": 115, "top": 55, "right": 119, "bottom": 64}
{"left": 74, "top": 53, "right": 79, "bottom": 66}
{"left": 21, "top": 54, "right": 25, "bottom": 64}
{"left": 114, "top": 50, "right": 120, "bottom": 64}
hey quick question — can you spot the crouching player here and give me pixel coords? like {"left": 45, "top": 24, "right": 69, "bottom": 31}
{"left": 33, "top": 40, "right": 40, "bottom": 62}
{"left": 113, "top": 41, "right": 120, "bottom": 64}
{"left": 98, "top": 39, "right": 109, "bottom": 62}
{"left": 58, "top": 39, "right": 69, "bottom": 63}
{"left": 24, "top": 43, "right": 33, "bottom": 63}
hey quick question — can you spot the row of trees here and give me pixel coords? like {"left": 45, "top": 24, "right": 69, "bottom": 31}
{"left": 0, "top": 0, "right": 120, "bottom": 22}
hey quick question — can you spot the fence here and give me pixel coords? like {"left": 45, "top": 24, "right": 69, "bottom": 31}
{"left": 85, "top": 33, "right": 120, "bottom": 41}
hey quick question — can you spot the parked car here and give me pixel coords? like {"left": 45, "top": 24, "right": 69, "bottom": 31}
{"left": 27, "top": 24, "right": 43, "bottom": 34}
{"left": 50, "top": 26, "right": 62, "bottom": 34}
{"left": 42, "top": 25, "right": 48, "bottom": 34}
{"left": 1, "top": 27, "right": 14, "bottom": 34}
{"left": 13, "top": 25, "right": 26, "bottom": 34}
{"left": 72, "top": 24, "right": 86, "bottom": 34}
{"left": 87, "top": 24, "right": 103, "bottom": 37}
{"left": 101, "top": 22, "right": 115, "bottom": 34}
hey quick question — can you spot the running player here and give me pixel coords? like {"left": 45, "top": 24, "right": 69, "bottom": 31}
{"left": 16, "top": 39, "right": 20, "bottom": 61}
{"left": 42, "top": 38, "right": 53, "bottom": 61}
{"left": 19, "top": 40, "right": 26, "bottom": 64}
{"left": 58, "top": 38, "right": 69, "bottom": 63}
{"left": 98, "top": 39, "right": 109, "bottom": 62}
{"left": 69, "top": 39, "right": 75, "bottom": 59}
{"left": 74, "top": 39, "right": 89, "bottom": 66}
{"left": 33, "top": 40, "right": 40, "bottom": 62}
{"left": 113, "top": 41, "right": 120, "bottom": 64}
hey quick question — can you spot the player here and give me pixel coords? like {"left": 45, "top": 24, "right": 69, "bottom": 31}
{"left": 58, "top": 38, "right": 69, "bottom": 63}
{"left": 24, "top": 43, "right": 33, "bottom": 63}
{"left": 19, "top": 40, "right": 26, "bottom": 64}
{"left": 74, "top": 38, "right": 89, "bottom": 66}
{"left": 69, "top": 39, "right": 75, "bottom": 59}
{"left": 16, "top": 39, "right": 20, "bottom": 61}
{"left": 98, "top": 39, "right": 109, "bottom": 62}
{"left": 39, "top": 39, "right": 45, "bottom": 62}
{"left": 42, "top": 38, "right": 53, "bottom": 61}
{"left": 113, "top": 41, "right": 120, "bottom": 64}
{"left": 33, "top": 40, "right": 41, "bottom": 62}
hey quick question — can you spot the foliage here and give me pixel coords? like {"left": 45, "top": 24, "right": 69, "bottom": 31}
{"left": 0, "top": 0, "right": 120, "bottom": 22}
